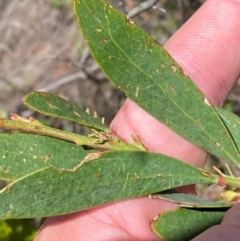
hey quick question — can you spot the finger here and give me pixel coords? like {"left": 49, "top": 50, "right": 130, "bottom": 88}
{"left": 110, "top": 0, "right": 240, "bottom": 166}
{"left": 165, "top": 0, "right": 240, "bottom": 106}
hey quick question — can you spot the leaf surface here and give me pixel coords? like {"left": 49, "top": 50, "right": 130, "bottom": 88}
{"left": 74, "top": 0, "right": 240, "bottom": 166}
{"left": 152, "top": 192, "right": 233, "bottom": 208}
{"left": 0, "top": 151, "right": 219, "bottom": 219}
{"left": 151, "top": 208, "right": 225, "bottom": 241}
{"left": 24, "top": 92, "right": 109, "bottom": 132}
{"left": 0, "top": 133, "right": 89, "bottom": 181}
{"left": 215, "top": 107, "right": 240, "bottom": 154}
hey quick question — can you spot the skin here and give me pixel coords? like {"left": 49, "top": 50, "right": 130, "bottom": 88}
{"left": 34, "top": 0, "right": 240, "bottom": 240}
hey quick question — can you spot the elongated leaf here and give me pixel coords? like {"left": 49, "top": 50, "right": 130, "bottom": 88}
{"left": 151, "top": 208, "right": 225, "bottom": 241}
{"left": 215, "top": 107, "right": 240, "bottom": 153}
{"left": 152, "top": 192, "right": 233, "bottom": 208}
{"left": 24, "top": 92, "right": 109, "bottom": 132}
{"left": 0, "top": 150, "right": 219, "bottom": 219}
{"left": 74, "top": 0, "right": 240, "bottom": 166}
{"left": 0, "top": 133, "right": 89, "bottom": 181}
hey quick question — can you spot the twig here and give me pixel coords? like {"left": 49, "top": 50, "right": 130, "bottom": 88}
{"left": 127, "top": 0, "right": 160, "bottom": 18}
{"left": 177, "top": 0, "right": 184, "bottom": 26}
{"left": 227, "top": 94, "right": 240, "bottom": 103}
{"left": 38, "top": 71, "right": 86, "bottom": 92}
{"left": 79, "top": 48, "right": 91, "bottom": 69}
{"left": 117, "top": 1, "right": 128, "bottom": 14}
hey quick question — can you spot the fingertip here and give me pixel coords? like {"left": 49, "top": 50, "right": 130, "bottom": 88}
{"left": 222, "top": 202, "right": 240, "bottom": 227}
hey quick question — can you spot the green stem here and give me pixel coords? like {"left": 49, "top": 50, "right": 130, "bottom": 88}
{"left": 213, "top": 165, "right": 240, "bottom": 188}
{"left": 0, "top": 118, "right": 139, "bottom": 151}
{"left": 224, "top": 176, "right": 240, "bottom": 188}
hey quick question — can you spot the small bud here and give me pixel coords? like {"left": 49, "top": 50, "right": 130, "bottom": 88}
{"left": 221, "top": 190, "right": 240, "bottom": 201}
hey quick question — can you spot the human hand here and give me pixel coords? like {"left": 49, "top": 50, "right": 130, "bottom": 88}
{"left": 34, "top": 0, "right": 240, "bottom": 240}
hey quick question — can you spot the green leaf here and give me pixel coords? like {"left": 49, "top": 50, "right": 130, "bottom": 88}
{"left": 0, "top": 151, "right": 219, "bottom": 219}
{"left": 24, "top": 92, "right": 109, "bottom": 132}
{"left": 151, "top": 208, "right": 225, "bottom": 241}
{"left": 215, "top": 107, "right": 240, "bottom": 153}
{"left": 74, "top": 0, "right": 240, "bottom": 166}
{"left": 0, "top": 133, "right": 89, "bottom": 181}
{"left": 152, "top": 192, "right": 233, "bottom": 208}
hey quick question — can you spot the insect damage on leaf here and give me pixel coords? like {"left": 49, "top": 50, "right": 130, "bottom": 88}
{"left": 47, "top": 103, "right": 60, "bottom": 110}
{"left": 38, "top": 92, "right": 52, "bottom": 99}
{"left": 106, "top": 2, "right": 113, "bottom": 9}
{"left": 73, "top": 111, "right": 82, "bottom": 119}
{"left": 201, "top": 170, "right": 211, "bottom": 177}
{"left": 135, "top": 86, "right": 139, "bottom": 97}
{"left": 168, "top": 85, "right": 176, "bottom": 94}
{"left": 53, "top": 152, "right": 102, "bottom": 173}
{"left": 215, "top": 142, "right": 221, "bottom": 147}
{"left": 171, "top": 65, "right": 177, "bottom": 73}
{"left": 204, "top": 97, "right": 211, "bottom": 106}
{"left": 126, "top": 16, "right": 134, "bottom": 25}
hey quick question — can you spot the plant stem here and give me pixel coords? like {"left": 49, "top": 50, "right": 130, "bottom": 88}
{"left": 224, "top": 175, "right": 240, "bottom": 188}
{"left": 0, "top": 118, "right": 140, "bottom": 151}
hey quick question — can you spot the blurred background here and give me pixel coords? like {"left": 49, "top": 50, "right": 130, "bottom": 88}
{"left": 1, "top": 0, "right": 239, "bottom": 240}
{"left": 0, "top": 0, "right": 207, "bottom": 129}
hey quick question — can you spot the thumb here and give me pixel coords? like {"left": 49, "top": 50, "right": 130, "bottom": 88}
{"left": 191, "top": 203, "right": 240, "bottom": 241}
